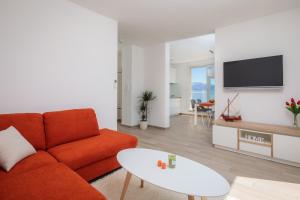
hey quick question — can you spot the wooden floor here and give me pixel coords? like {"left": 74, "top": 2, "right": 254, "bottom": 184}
{"left": 118, "top": 115, "right": 300, "bottom": 200}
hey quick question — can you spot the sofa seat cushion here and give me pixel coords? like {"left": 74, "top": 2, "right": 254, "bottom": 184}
{"left": 48, "top": 129, "right": 138, "bottom": 170}
{"left": 43, "top": 108, "right": 100, "bottom": 148}
{"left": 0, "top": 113, "right": 45, "bottom": 150}
{"left": 0, "top": 151, "right": 57, "bottom": 179}
{"left": 76, "top": 156, "right": 120, "bottom": 182}
{"left": 0, "top": 163, "right": 106, "bottom": 200}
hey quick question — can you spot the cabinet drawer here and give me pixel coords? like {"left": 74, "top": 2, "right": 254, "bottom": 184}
{"left": 240, "top": 142, "right": 271, "bottom": 156}
{"left": 213, "top": 125, "right": 238, "bottom": 149}
{"left": 273, "top": 134, "right": 300, "bottom": 163}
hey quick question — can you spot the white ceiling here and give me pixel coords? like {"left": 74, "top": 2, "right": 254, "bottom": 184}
{"left": 170, "top": 34, "right": 215, "bottom": 63}
{"left": 70, "top": 0, "right": 300, "bottom": 46}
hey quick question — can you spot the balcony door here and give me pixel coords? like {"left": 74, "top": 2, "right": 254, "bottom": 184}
{"left": 191, "top": 66, "right": 214, "bottom": 103}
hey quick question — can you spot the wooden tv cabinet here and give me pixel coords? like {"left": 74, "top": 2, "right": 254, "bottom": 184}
{"left": 213, "top": 119, "right": 300, "bottom": 167}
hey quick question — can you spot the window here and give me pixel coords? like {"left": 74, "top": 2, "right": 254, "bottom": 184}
{"left": 191, "top": 67, "right": 207, "bottom": 102}
{"left": 209, "top": 78, "right": 215, "bottom": 100}
{"left": 191, "top": 66, "right": 214, "bottom": 102}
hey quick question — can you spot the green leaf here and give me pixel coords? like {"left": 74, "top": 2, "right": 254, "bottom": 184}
{"left": 138, "top": 91, "right": 156, "bottom": 121}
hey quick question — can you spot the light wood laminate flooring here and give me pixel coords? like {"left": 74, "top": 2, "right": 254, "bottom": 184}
{"left": 118, "top": 115, "right": 300, "bottom": 200}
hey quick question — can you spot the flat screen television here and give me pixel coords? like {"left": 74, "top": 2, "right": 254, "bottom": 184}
{"left": 223, "top": 55, "right": 283, "bottom": 88}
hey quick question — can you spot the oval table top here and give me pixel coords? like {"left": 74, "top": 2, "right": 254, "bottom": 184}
{"left": 117, "top": 148, "right": 230, "bottom": 197}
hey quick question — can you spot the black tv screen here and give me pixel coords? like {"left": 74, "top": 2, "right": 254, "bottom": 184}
{"left": 223, "top": 55, "right": 283, "bottom": 88}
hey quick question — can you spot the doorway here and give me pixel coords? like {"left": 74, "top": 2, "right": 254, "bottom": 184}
{"left": 169, "top": 34, "right": 215, "bottom": 118}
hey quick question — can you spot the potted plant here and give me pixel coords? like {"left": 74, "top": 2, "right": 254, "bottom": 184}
{"left": 285, "top": 98, "right": 300, "bottom": 127}
{"left": 139, "top": 91, "right": 156, "bottom": 130}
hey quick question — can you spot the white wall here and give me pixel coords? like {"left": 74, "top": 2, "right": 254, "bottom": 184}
{"left": 215, "top": 8, "right": 300, "bottom": 126}
{"left": 117, "top": 50, "right": 122, "bottom": 120}
{"left": 121, "top": 43, "right": 170, "bottom": 128}
{"left": 170, "top": 34, "right": 215, "bottom": 64}
{"left": 0, "top": 0, "right": 118, "bottom": 129}
{"left": 121, "top": 45, "right": 145, "bottom": 126}
{"left": 121, "top": 45, "right": 132, "bottom": 126}
{"left": 144, "top": 44, "right": 170, "bottom": 128}
{"left": 131, "top": 46, "right": 146, "bottom": 125}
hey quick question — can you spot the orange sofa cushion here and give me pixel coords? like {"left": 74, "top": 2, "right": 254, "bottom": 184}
{"left": 43, "top": 108, "right": 100, "bottom": 148}
{"left": 0, "top": 151, "right": 57, "bottom": 179}
{"left": 76, "top": 156, "right": 120, "bottom": 182}
{"left": 0, "top": 113, "right": 45, "bottom": 150}
{"left": 0, "top": 163, "right": 106, "bottom": 200}
{"left": 48, "top": 129, "right": 138, "bottom": 170}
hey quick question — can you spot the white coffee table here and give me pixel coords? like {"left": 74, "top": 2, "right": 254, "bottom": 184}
{"left": 117, "top": 148, "right": 230, "bottom": 200}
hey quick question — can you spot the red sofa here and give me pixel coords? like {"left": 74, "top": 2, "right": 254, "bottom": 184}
{"left": 0, "top": 108, "right": 137, "bottom": 200}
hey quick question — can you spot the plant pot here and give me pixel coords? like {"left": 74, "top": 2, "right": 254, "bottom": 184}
{"left": 140, "top": 121, "right": 148, "bottom": 130}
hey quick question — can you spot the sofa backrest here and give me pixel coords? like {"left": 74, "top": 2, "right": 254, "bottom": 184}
{"left": 43, "top": 108, "right": 100, "bottom": 149}
{"left": 0, "top": 113, "right": 46, "bottom": 150}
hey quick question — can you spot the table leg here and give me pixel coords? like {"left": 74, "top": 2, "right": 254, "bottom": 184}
{"left": 207, "top": 112, "right": 211, "bottom": 127}
{"left": 140, "top": 179, "right": 144, "bottom": 188}
{"left": 201, "top": 112, "right": 205, "bottom": 126}
{"left": 188, "top": 195, "right": 195, "bottom": 200}
{"left": 120, "top": 171, "right": 132, "bottom": 200}
{"left": 194, "top": 106, "right": 197, "bottom": 125}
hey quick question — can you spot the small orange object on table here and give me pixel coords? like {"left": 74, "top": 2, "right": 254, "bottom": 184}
{"left": 157, "top": 160, "right": 162, "bottom": 167}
